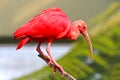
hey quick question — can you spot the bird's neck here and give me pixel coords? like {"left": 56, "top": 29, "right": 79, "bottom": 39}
{"left": 64, "top": 25, "right": 80, "bottom": 40}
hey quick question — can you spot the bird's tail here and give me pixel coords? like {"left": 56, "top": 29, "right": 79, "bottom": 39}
{"left": 16, "top": 37, "right": 31, "bottom": 50}
{"left": 14, "top": 29, "right": 26, "bottom": 39}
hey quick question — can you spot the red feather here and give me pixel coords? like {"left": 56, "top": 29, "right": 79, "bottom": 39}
{"left": 16, "top": 37, "right": 30, "bottom": 50}
{"left": 14, "top": 8, "right": 71, "bottom": 40}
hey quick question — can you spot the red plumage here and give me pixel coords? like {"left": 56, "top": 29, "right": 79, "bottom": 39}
{"left": 14, "top": 8, "right": 71, "bottom": 50}
{"left": 14, "top": 7, "right": 93, "bottom": 75}
{"left": 14, "top": 8, "right": 70, "bottom": 40}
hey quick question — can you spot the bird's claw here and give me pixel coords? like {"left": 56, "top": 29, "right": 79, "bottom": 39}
{"left": 48, "top": 60, "right": 53, "bottom": 67}
{"left": 52, "top": 63, "right": 64, "bottom": 75}
{"left": 46, "top": 58, "right": 64, "bottom": 75}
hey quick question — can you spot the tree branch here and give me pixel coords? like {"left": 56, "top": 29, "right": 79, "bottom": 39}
{"left": 38, "top": 54, "right": 76, "bottom": 80}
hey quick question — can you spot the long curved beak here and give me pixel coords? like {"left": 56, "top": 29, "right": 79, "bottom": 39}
{"left": 83, "top": 31, "right": 93, "bottom": 61}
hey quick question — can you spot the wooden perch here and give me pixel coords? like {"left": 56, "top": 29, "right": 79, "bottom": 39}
{"left": 38, "top": 54, "right": 76, "bottom": 80}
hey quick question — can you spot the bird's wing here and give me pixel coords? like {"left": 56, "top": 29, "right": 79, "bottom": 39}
{"left": 14, "top": 8, "right": 71, "bottom": 39}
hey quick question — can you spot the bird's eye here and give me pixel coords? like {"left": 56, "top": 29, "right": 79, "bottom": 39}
{"left": 83, "top": 26, "right": 86, "bottom": 29}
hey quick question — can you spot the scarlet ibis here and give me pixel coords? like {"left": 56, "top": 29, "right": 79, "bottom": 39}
{"left": 14, "top": 8, "right": 93, "bottom": 75}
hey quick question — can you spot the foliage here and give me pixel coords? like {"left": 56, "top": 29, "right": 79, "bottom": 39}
{"left": 16, "top": 1, "right": 120, "bottom": 80}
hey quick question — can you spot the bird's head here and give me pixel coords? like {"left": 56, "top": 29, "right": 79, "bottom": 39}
{"left": 71, "top": 20, "right": 93, "bottom": 61}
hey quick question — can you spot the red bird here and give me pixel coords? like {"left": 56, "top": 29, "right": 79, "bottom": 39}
{"left": 14, "top": 8, "right": 93, "bottom": 75}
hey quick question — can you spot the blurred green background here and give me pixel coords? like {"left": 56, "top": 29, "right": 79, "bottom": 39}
{"left": 0, "top": 0, "right": 120, "bottom": 80}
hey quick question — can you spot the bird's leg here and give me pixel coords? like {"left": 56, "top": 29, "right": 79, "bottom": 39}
{"left": 46, "top": 40, "right": 64, "bottom": 75}
{"left": 36, "top": 42, "right": 52, "bottom": 65}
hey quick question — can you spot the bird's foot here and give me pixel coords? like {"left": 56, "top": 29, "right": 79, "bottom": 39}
{"left": 49, "top": 60, "right": 64, "bottom": 75}
{"left": 53, "top": 62, "right": 64, "bottom": 75}
{"left": 38, "top": 54, "right": 64, "bottom": 75}
{"left": 47, "top": 60, "right": 53, "bottom": 67}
